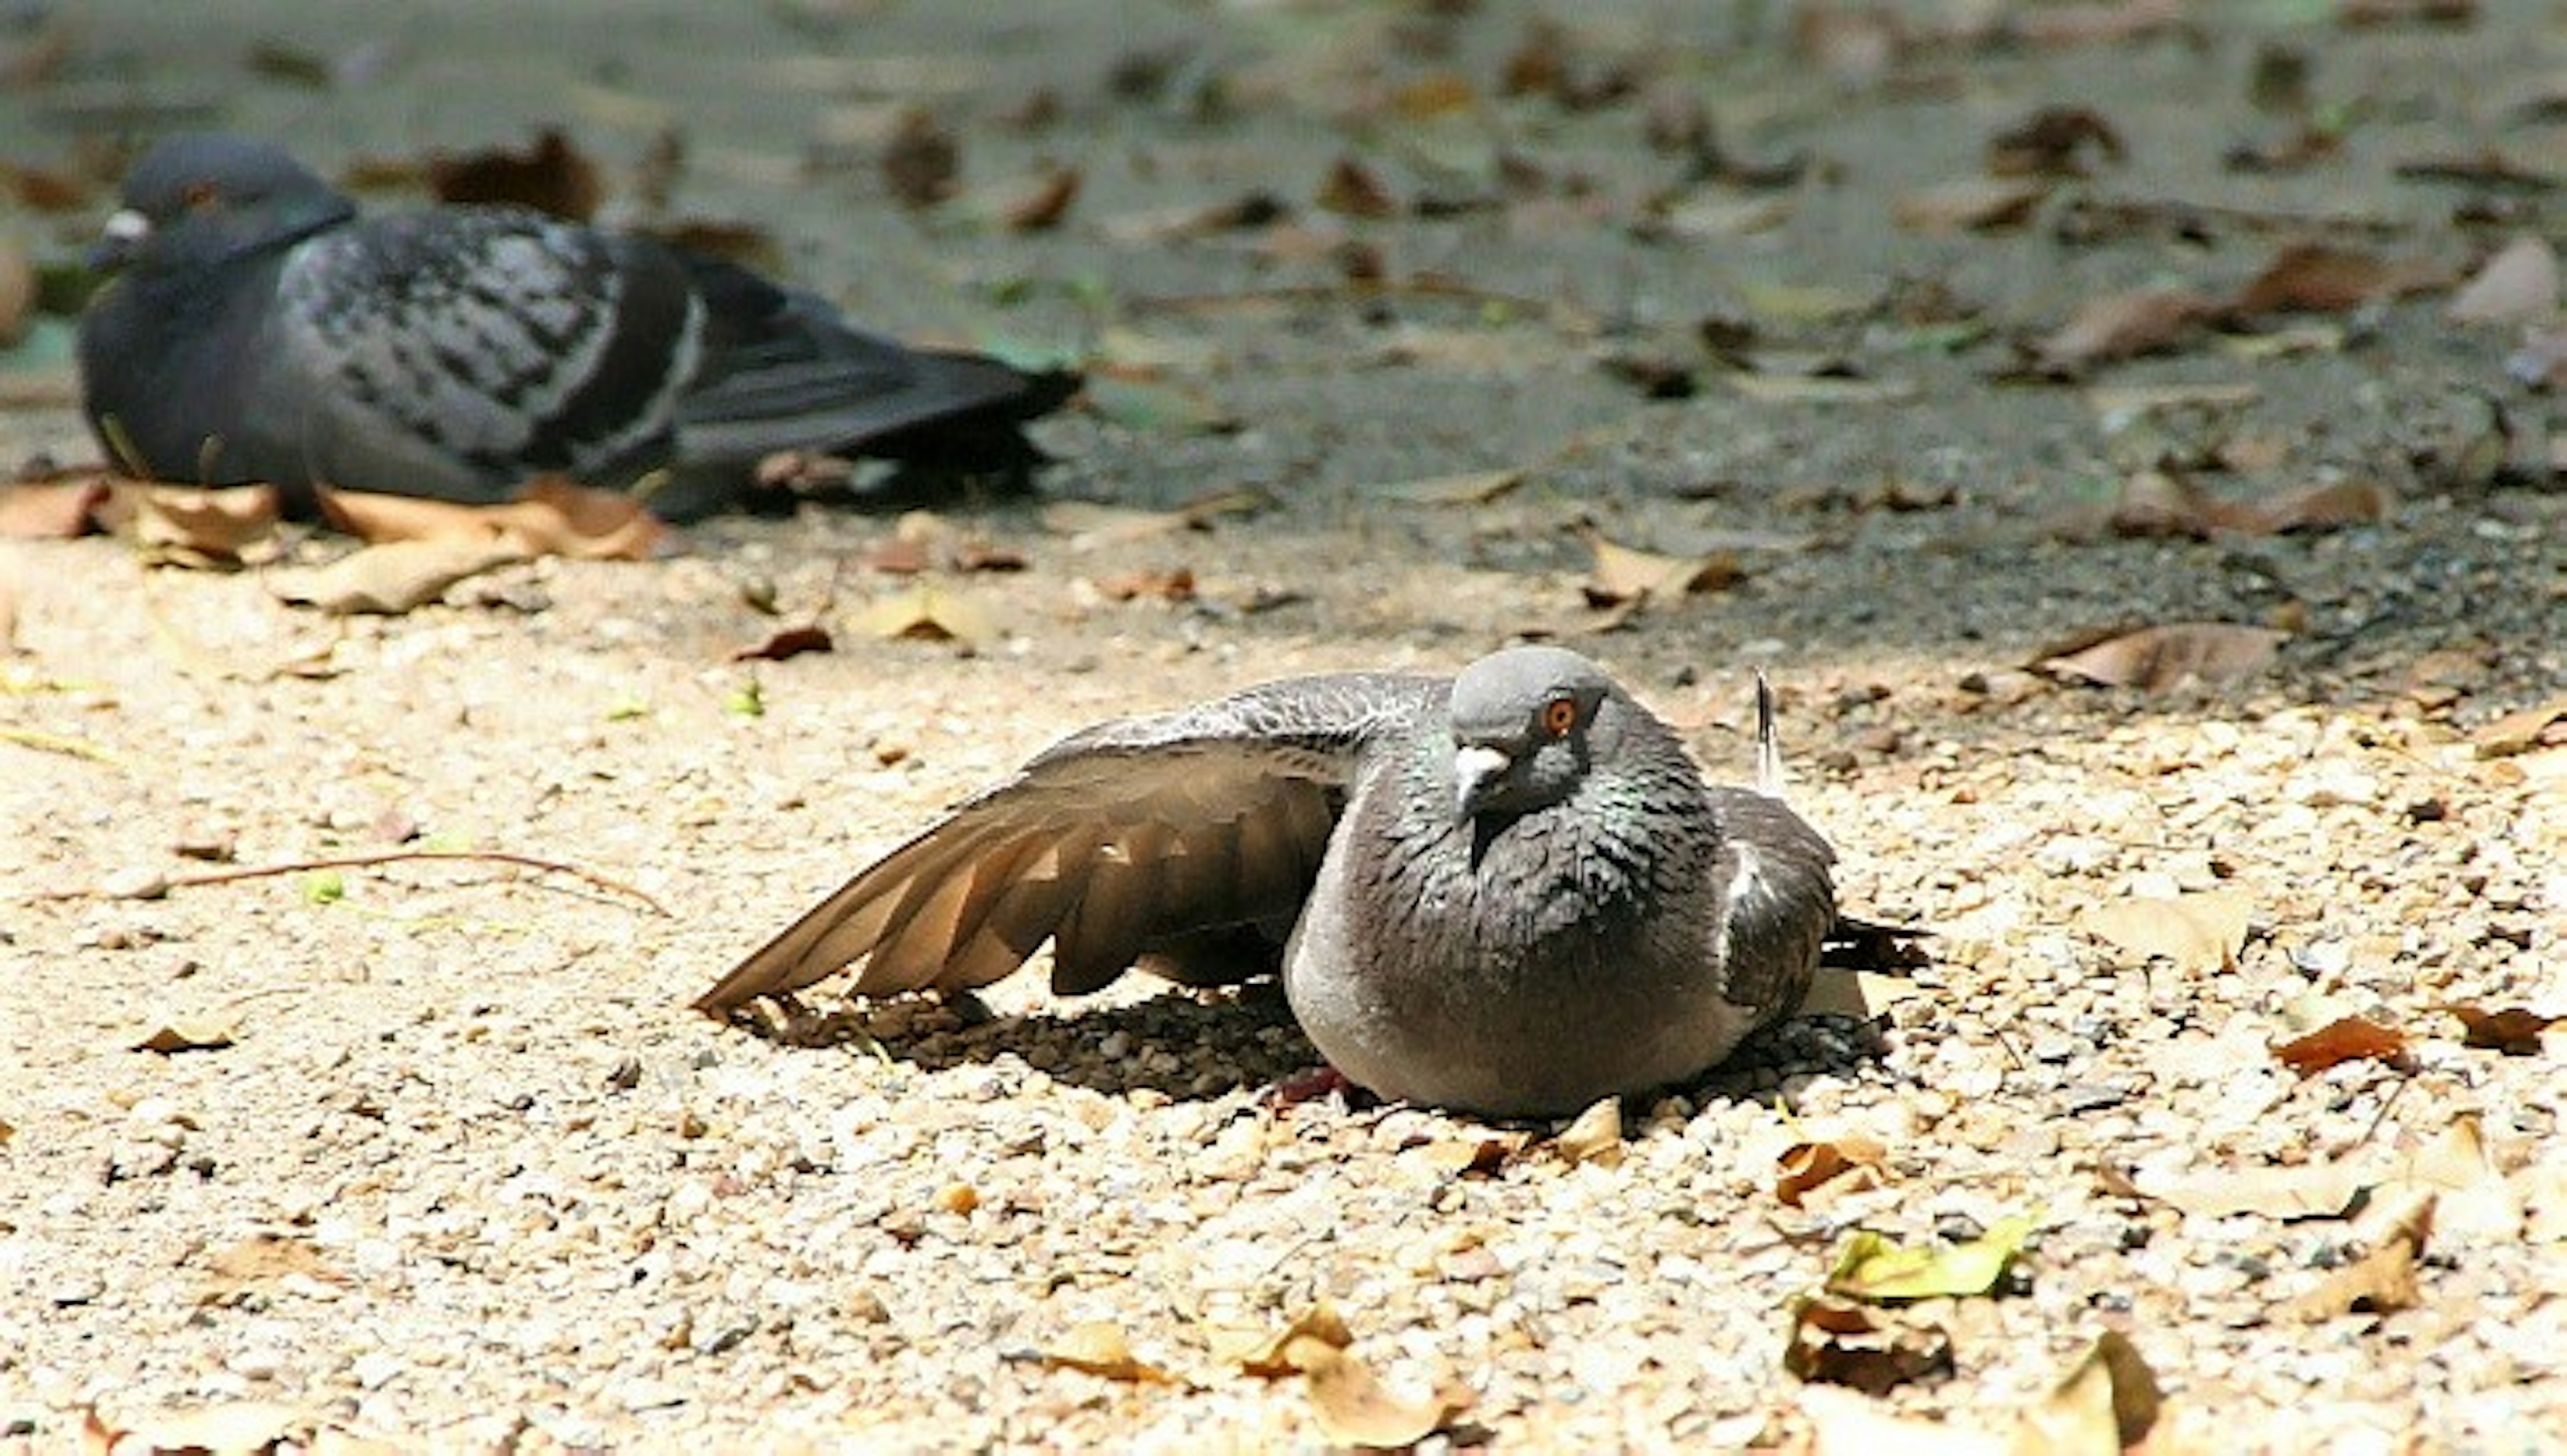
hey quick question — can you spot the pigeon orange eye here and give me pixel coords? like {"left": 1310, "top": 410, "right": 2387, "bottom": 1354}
{"left": 182, "top": 180, "right": 219, "bottom": 209}
{"left": 1543, "top": 698, "right": 1577, "bottom": 736}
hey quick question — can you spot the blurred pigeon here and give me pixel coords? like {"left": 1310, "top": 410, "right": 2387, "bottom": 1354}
{"left": 699, "top": 646, "right": 1838, "bottom": 1118}
{"left": 79, "top": 133, "right": 1072, "bottom": 519}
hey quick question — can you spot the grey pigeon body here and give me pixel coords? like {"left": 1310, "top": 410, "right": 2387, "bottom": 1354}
{"left": 80, "top": 134, "right": 1067, "bottom": 519}
{"left": 699, "top": 646, "right": 1838, "bottom": 1118}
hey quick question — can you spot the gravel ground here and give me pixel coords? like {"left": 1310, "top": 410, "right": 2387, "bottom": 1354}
{"left": 5, "top": 1, "right": 2567, "bottom": 1451}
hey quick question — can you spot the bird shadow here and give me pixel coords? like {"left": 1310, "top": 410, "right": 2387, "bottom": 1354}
{"left": 723, "top": 978, "right": 1892, "bottom": 1116}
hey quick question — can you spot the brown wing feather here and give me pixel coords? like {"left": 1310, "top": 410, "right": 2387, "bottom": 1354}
{"left": 693, "top": 672, "right": 1442, "bottom": 1013}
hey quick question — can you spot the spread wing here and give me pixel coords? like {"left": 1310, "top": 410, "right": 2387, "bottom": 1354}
{"left": 695, "top": 673, "right": 1443, "bottom": 1013}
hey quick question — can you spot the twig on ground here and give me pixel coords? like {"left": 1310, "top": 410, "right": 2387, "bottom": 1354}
{"left": 33, "top": 848, "right": 669, "bottom": 916}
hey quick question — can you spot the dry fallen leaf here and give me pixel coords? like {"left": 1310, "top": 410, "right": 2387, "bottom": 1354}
{"left": 1298, "top": 1340, "right": 1471, "bottom": 1449}
{"left": 729, "top": 624, "right": 834, "bottom": 662}
{"left": 882, "top": 107, "right": 961, "bottom": 207}
{"left": 1373, "top": 467, "right": 1527, "bottom": 505}
{"left": 2036, "top": 622, "right": 2285, "bottom": 691}
{"left": 2230, "top": 243, "right": 2445, "bottom": 316}
{"left": 2438, "top": 1003, "right": 2562, "bottom": 1054}
{"left": 1777, "top": 1134, "right": 1891, "bottom": 1209}
{"left": 2128, "top": 1157, "right": 2370, "bottom": 1220}
{"left": 2282, "top": 1203, "right": 2426, "bottom": 1322}
{"left": 1783, "top": 1297, "right": 1955, "bottom": 1395}
{"left": 1553, "top": 1096, "right": 1624, "bottom": 1167}
{"left": 1317, "top": 154, "right": 1398, "bottom": 218}
{"left": 1225, "top": 1302, "right": 1355, "bottom": 1378}
{"left": 2077, "top": 889, "right": 2252, "bottom": 975}
{"left": 132, "top": 1015, "right": 238, "bottom": 1054}
{"left": 427, "top": 129, "right": 602, "bottom": 219}
{"left": 1584, "top": 530, "right": 1744, "bottom": 607}
{"left": 2032, "top": 287, "right": 2223, "bottom": 374}
{"left": 1043, "top": 1321, "right": 1177, "bottom": 1383}
{"left": 2272, "top": 1015, "right": 2409, "bottom": 1074}
{"left": 998, "top": 164, "right": 1082, "bottom": 231}
{"left": 2471, "top": 694, "right": 2567, "bottom": 757}
{"left": 0, "top": 478, "right": 111, "bottom": 539}
{"left": 319, "top": 479, "right": 662, "bottom": 560}
{"left": 847, "top": 586, "right": 995, "bottom": 644}
{"left": 269, "top": 537, "right": 530, "bottom": 615}
{"left": 88, "top": 1401, "right": 308, "bottom": 1456}
{"left": 2013, "top": 1330, "right": 2163, "bottom": 1455}
{"left": 1892, "top": 176, "right": 2051, "bottom": 233}
{"left": 104, "top": 483, "right": 284, "bottom": 569}
{"left": 2447, "top": 234, "right": 2560, "bottom": 326}
{"left": 1094, "top": 567, "right": 1197, "bottom": 603}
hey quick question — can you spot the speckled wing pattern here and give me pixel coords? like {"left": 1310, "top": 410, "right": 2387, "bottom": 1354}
{"left": 275, "top": 207, "right": 701, "bottom": 481}
{"left": 694, "top": 673, "right": 1445, "bottom": 1012}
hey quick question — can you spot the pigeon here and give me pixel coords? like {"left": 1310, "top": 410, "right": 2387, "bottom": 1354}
{"left": 698, "top": 646, "right": 1839, "bottom": 1118}
{"left": 79, "top": 133, "right": 1071, "bottom": 520}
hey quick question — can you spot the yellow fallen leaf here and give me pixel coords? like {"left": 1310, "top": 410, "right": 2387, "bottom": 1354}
{"left": 1584, "top": 529, "right": 1743, "bottom": 606}
{"left": 1553, "top": 1096, "right": 1624, "bottom": 1167}
{"left": 268, "top": 536, "right": 529, "bottom": 615}
{"left": 132, "top": 1016, "right": 238, "bottom": 1054}
{"left": 2011, "top": 1331, "right": 2163, "bottom": 1456}
{"left": 1828, "top": 1214, "right": 2033, "bottom": 1302}
{"left": 2036, "top": 622, "right": 2285, "bottom": 691}
{"left": 1223, "top": 1302, "right": 1354, "bottom": 1378}
{"left": 1042, "top": 1320, "right": 1177, "bottom": 1383}
{"left": 846, "top": 586, "right": 996, "bottom": 644}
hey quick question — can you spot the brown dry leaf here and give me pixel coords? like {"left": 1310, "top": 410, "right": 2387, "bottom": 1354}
{"left": 0, "top": 478, "right": 110, "bottom": 539}
{"left": 270, "top": 536, "right": 529, "bottom": 615}
{"left": 1225, "top": 1302, "right": 1355, "bottom": 1378}
{"left": 2036, "top": 622, "right": 2284, "bottom": 691}
{"left": 2272, "top": 1015, "right": 2409, "bottom": 1074}
{"left": 999, "top": 164, "right": 1082, "bottom": 231}
{"left": 2373, "top": 1114, "right": 2523, "bottom": 1243}
{"left": 1042, "top": 488, "right": 1267, "bottom": 548}
{"left": 2077, "top": 890, "right": 2251, "bottom": 975}
{"left": 2231, "top": 243, "right": 2446, "bottom": 316}
{"left": 1783, "top": 1297, "right": 1955, "bottom": 1395}
{"left": 1892, "top": 176, "right": 2050, "bottom": 233}
{"left": 2130, "top": 1159, "right": 2370, "bottom": 1220}
{"left": 1318, "top": 155, "right": 1399, "bottom": 219}
{"left": 2438, "top": 1003, "right": 2561, "bottom": 1054}
{"left": 648, "top": 219, "right": 784, "bottom": 275}
{"left": 2105, "top": 472, "right": 2388, "bottom": 539}
{"left": 1553, "top": 1096, "right": 1624, "bottom": 1167}
{"left": 2471, "top": 694, "right": 2567, "bottom": 757}
{"left": 109, "top": 483, "right": 285, "bottom": 569}
{"left": 2032, "top": 287, "right": 2222, "bottom": 374}
{"left": 883, "top": 107, "right": 961, "bottom": 207}
{"left": 1409, "top": 1132, "right": 1529, "bottom": 1179}
{"left": 1778, "top": 1134, "right": 1892, "bottom": 1209}
{"left": 1584, "top": 530, "right": 1743, "bottom": 607}
{"left": 1095, "top": 567, "right": 1197, "bottom": 603}
{"left": 2, "top": 159, "right": 92, "bottom": 211}
{"left": 2447, "top": 234, "right": 2560, "bottom": 325}
{"left": 428, "top": 130, "right": 601, "bottom": 220}
{"left": 1987, "top": 106, "right": 2126, "bottom": 177}
{"left": 2011, "top": 1330, "right": 2163, "bottom": 1456}
{"left": 847, "top": 586, "right": 995, "bottom": 644}
{"left": 729, "top": 624, "right": 834, "bottom": 662}
{"left": 1043, "top": 1321, "right": 1177, "bottom": 1383}
{"left": 1298, "top": 1340, "right": 1472, "bottom": 1449}
{"left": 2251, "top": 477, "right": 2390, "bottom": 533}
{"left": 322, "top": 480, "right": 660, "bottom": 560}
{"left": 133, "top": 1015, "right": 237, "bottom": 1054}
{"left": 1374, "top": 467, "right": 1527, "bottom": 505}
{"left": 2282, "top": 1209, "right": 2425, "bottom": 1322}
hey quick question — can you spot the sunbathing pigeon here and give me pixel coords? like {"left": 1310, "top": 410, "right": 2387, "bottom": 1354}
{"left": 699, "top": 646, "right": 1839, "bottom": 1118}
{"left": 79, "top": 133, "right": 1069, "bottom": 519}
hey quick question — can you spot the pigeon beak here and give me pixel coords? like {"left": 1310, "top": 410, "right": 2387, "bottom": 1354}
{"left": 90, "top": 209, "right": 151, "bottom": 271}
{"left": 1453, "top": 743, "right": 1512, "bottom": 820}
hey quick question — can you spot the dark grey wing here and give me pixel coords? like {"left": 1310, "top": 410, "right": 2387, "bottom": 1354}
{"left": 271, "top": 207, "right": 701, "bottom": 493}
{"left": 695, "top": 673, "right": 1445, "bottom": 1013}
{"left": 1703, "top": 787, "right": 1837, "bottom": 1024}
{"left": 670, "top": 253, "right": 1066, "bottom": 476}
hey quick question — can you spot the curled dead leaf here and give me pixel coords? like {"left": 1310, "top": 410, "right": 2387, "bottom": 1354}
{"left": 848, "top": 586, "right": 995, "bottom": 644}
{"left": 2032, "top": 287, "right": 2222, "bottom": 374}
{"left": 1553, "top": 1096, "right": 1624, "bottom": 1167}
{"left": 2281, "top": 1209, "right": 2425, "bottom": 1322}
{"left": 1777, "top": 1135, "right": 1891, "bottom": 1209}
{"left": 0, "top": 478, "right": 112, "bottom": 539}
{"left": 104, "top": 483, "right": 283, "bottom": 569}
{"left": 2017, "top": 1331, "right": 2163, "bottom": 1455}
{"left": 1584, "top": 530, "right": 1743, "bottom": 608}
{"left": 1783, "top": 1296, "right": 1955, "bottom": 1394}
{"left": 2437, "top": 1003, "right": 2562, "bottom": 1055}
{"left": 996, "top": 164, "right": 1081, "bottom": 232}
{"left": 729, "top": 624, "right": 834, "bottom": 662}
{"left": 1298, "top": 1340, "right": 1472, "bottom": 1449}
{"left": 269, "top": 537, "right": 529, "bottom": 615}
{"left": 1226, "top": 1302, "right": 1355, "bottom": 1378}
{"left": 134, "top": 1015, "right": 237, "bottom": 1054}
{"left": 2230, "top": 243, "right": 2446, "bottom": 317}
{"left": 427, "top": 130, "right": 602, "bottom": 220}
{"left": 1043, "top": 1321, "right": 1177, "bottom": 1383}
{"left": 2471, "top": 694, "right": 2567, "bottom": 757}
{"left": 2035, "top": 622, "right": 2285, "bottom": 691}
{"left": 1892, "top": 176, "right": 2050, "bottom": 233}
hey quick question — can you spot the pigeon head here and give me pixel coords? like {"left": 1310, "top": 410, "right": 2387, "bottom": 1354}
{"left": 96, "top": 134, "right": 354, "bottom": 273}
{"left": 1447, "top": 646, "right": 1616, "bottom": 821}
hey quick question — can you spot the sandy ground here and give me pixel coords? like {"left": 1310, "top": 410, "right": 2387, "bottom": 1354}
{"left": 5, "top": 0, "right": 2567, "bottom": 1451}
